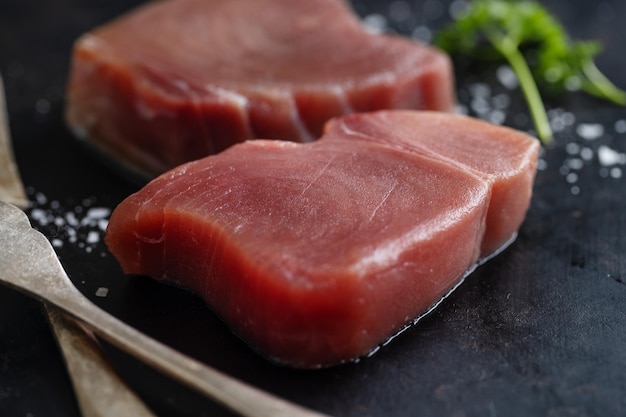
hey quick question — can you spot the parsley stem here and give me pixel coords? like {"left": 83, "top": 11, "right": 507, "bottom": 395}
{"left": 490, "top": 33, "right": 553, "bottom": 144}
{"left": 582, "top": 61, "right": 626, "bottom": 106}
{"left": 435, "top": 0, "right": 626, "bottom": 145}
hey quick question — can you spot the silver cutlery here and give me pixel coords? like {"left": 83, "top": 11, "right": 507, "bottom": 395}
{"left": 0, "top": 74, "right": 329, "bottom": 417}
{"left": 1, "top": 73, "right": 157, "bottom": 417}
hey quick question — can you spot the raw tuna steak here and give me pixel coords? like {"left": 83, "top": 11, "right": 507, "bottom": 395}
{"left": 105, "top": 111, "right": 538, "bottom": 368}
{"left": 325, "top": 111, "right": 540, "bottom": 255}
{"left": 65, "top": 0, "right": 455, "bottom": 177}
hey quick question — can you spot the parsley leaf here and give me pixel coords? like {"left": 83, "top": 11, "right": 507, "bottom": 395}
{"left": 435, "top": 0, "right": 626, "bottom": 144}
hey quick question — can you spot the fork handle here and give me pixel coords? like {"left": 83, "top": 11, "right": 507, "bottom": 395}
{"left": 0, "top": 202, "right": 329, "bottom": 417}
{"left": 59, "top": 290, "right": 330, "bottom": 417}
{"left": 45, "top": 305, "right": 158, "bottom": 417}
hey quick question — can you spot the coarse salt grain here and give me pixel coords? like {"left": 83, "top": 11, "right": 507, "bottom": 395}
{"left": 86, "top": 231, "right": 100, "bottom": 245}
{"left": 598, "top": 145, "right": 626, "bottom": 166}
{"left": 496, "top": 65, "right": 518, "bottom": 90}
{"left": 411, "top": 26, "right": 432, "bottom": 42}
{"left": 565, "top": 142, "right": 580, "bottom": 155}
{"left": 449, "top": 0, "right": 468, "bottom": 19}
{"left": 576, "top": 123, "right": 604, "bottom": 140}
{"left": 580, "top": 147, "right": 594, "bottom": 161}
{"left": 566, "top": 172, "right": 578, "bottom": 184}
{"left": 86, "top": 207, "right": 111, "bottom": 219}
{"left": 611, "top": 167, "right": 623, "bottom": 178}
{"left": 537, "top": 159, "right": 548, "bottom": 171}
{"left": 26, "top": 188, "right": 112, "bottom": 256}
{"left": 95, "top": 287, "right": 109, "bottom": 298}
{"left": 362, "top": 14, "right": 388, "bottom": 33}
{"left": 566, "top": 158, "right": 584, "bottom": 170}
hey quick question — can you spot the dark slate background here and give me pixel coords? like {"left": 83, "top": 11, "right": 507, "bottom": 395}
{"left": 1, "top": 1, "right": 625, "bottom": 416}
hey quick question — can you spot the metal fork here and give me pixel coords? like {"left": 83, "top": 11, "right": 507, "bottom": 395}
{"left": 0, "top": 201, "right": 329, "bottom": 417}
{"left": 0, "top": 76, "right": 329, "bottom": 417}
{"left": 1, "top": 74, "right": 156, "bottom": 417}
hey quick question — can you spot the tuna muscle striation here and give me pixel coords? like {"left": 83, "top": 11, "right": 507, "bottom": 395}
{"left": 105, "top": 110, "right": 539, "bottom": 368}
{"left": 325, "top": 111, "right": 540, "bottom": 255}
{"left": 65, "top": 0, "right": 455, "bottom": 177}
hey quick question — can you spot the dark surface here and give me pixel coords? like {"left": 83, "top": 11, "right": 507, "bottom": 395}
{"left": 1, "top": 1, "right": 626, "bottom": 416}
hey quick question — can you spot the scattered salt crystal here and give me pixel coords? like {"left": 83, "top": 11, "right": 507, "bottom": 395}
{"left": 614, "top": 120, "right": 626, "bottom": 134}
{"left": 562, "top": 112, "right": 576, "bottom": 126}
{"left": 537, "top": 159, "right": 548, "bottom": 171}
{"left": 471, "top": 97, "right": 490, "bottom": 114}
{"left": 576, "top": 123, "right": 604, "bottom": 140}
{"left": 610, "top": 167, "right": 623, "bottom": 179}
{"left": 469, "top": 83, "right": 491, "bottom": 98}
{"left": 449, "top": 0, "right": 468, "bottom": 19}
{"left": 86, "top": 207, "right": 111, "bottom": 220}
{"left": 86, "top": 231, "right": 100, "bottom": 245}
{"left": 30, "top": 208, "right": 49, "bottom": 226}
{"left": 580, "top": 147, "right": 594, "bottom": 161}
{"left": 456, "top": 103, "right": 469, "bottom": 115}
{"left": 566, "top": 158, "right": 584, "bottom": 170}
{"left": 487, "top": 110, "right": 505, "bottom": 125}
{"left": 549, "top": 110, "right": 576, "bottom": 133}
{"left": 26, "top": 189, "right": 112, "bottom": 257}
{"left": 551, "top": 118, "right": 566, "bottom": 133}
{"left": 81, "top": 207, "right": 111, "bottom": 227}
{"left": 570, "top": 186, "right": 581, "bottom": 195}
{"left": 496, "top": 66, "right": 518, "bottom": 90}
{"left": 566, "top": 172, "right": 578, "bottom": 184}
{"left": 95, "top": 287, "right": 109, "bottom": 298}
{"left": 565, "top": 142, "right": 580, "bottom": 155}
{"left": 411, "top": 26, "right": 432, "bottom": 42}
{"left": 98, "top": 219, "right": 109, "bottom": 231}
{"left": 35, "top": 192, "right": 47, "bottom": 205}
{"left": 492, "top": 94, "right": 510, "bottom": 110}
{"left": 598, "top": 145, "right": 626, "bottom": 166}
{"left": 599, "top": 167, "right": 609, "bottom": 178}
{"left": 65, "top": 211, "right": 79, "bottom": 227}
{"left": 362, "top": 14, "right": 388, "bottom": 33}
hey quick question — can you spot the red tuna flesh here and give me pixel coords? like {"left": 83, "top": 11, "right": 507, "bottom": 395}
{"left": 65, "top": 0, "right": 455, "bottom": 177}
{"left": 324, "top": 111, "right": 540, "bottom": 256}
{"left": 105, "top": 111, "right": 538, "bottom": 368}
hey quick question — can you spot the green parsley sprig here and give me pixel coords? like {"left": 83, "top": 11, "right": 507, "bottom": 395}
{"left": 435, "top": 0, "right": 626, "bottom": 144}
